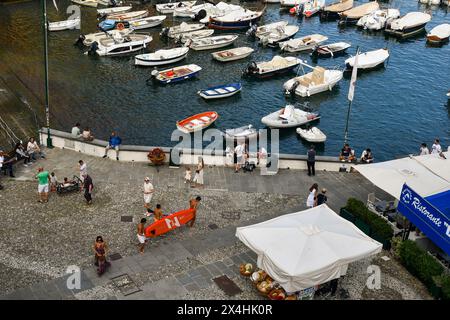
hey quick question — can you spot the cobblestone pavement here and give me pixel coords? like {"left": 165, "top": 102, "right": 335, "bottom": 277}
{"left": 0, "top": 148, "right": 431, "bottom": 300}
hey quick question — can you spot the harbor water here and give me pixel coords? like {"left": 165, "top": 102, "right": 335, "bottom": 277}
{"left": 0, "top": 0, "right": 449, "bottom": 160}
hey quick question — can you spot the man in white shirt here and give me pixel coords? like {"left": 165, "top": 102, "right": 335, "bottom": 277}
{"left": 71, "top": 123, "right": 82, "bottom": 138}
{"left": 431, "top": 139, "right": 442, "bottom": 155}
{"left": 419, "top": 143, "right": 430, "bottom": 156}
{"left": 143, "top": 177, "right": 154, "bottom": 210}
{"left": 234, "top": 142, "right": 245, "bottom": 173}
{"left": 78, "top": 160, "right": 87, "bottom": 184}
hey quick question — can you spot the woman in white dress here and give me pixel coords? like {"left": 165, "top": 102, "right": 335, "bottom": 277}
{"left": 194, "top": 157, "right": 204, "bottom": 187}
{"left": 306, "top": 183, "right": 318, "bottom": 208}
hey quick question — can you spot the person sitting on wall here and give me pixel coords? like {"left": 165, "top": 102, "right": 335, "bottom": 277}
{"left": 339, "top": 143, "right": 355, "bottom": 162}
{"left": 71, "top": 123, "right": 82, "bottom": 138}
{"left": 360, "top": 148, "right": 374, "bottom": 163}
{"left": 82, "top": 127, "right": 95, "bottom": 142}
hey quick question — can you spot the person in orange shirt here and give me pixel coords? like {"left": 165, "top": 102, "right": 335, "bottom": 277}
{"left": 188, "top": 196, "right": 202, "bottom": 227}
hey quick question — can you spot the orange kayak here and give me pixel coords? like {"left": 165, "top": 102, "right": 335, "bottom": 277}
{"left": 176, "top": 111, "right": 218, "bottom": 134}
{"left": 144, "top": 208, "right": 195, "bottom": 238}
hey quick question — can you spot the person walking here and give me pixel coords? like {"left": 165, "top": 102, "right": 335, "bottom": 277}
{"left": 307, "top": 145, "right": 316, "bottom": 176}
{"left": 137, "top": 218, "right": 147, "bottom": 254}
{"left": 78, "top": 160, "right": 87, "bottom": 182}
{"left": 143, "top": 177, "right": 154, "bottom": 209}
{"left": 35, "top": 167, "right": 50, "bottom": 203}
{"left": 317, "top": 188, "right": 328, "bottom": 206}
{"left": 306, "top": 183, "right": 318, "bottom": 208}
{"left": 193, "top": 157, "right": 204, "bottom": 188}
{"left": 234, "top": 142, "right": 245, "bottom": 173}
{"left": 103, "top": 131, "right": 122, "bottom": 161}
{"left": 93, "top": 236, "right": 110, "bottom": 275}
{"left": 188, "top": 196, "right": 202, "bottom": 227}
{"left": 83, "top": 173, "right": 94, "bottom": 204}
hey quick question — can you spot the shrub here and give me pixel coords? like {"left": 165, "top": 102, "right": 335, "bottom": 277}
{"left": 441, "top": 275, "right": 450, "bottom": 300}
{"left": 398, "top": 240, "right": 444, "bottom": 290}
{"left": 343, "top": 198, "right": 394, "bottom": 241}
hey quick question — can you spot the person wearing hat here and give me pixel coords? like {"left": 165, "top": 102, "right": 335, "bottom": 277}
{"left": 143, "top": 177, "right": 154, "bottom": 210}
{"left": 316, "top": 188, "right": 328, "bottom": 206}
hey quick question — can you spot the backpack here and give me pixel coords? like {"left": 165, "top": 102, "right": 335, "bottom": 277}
{"left": 243, "top": 161, "right": 256, "bottom": 172}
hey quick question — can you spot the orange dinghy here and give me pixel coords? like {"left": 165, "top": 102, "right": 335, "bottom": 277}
{"left": 145, "top": 208, "right": 195, "bottom": 238}
{"left": 176, "top": 111, "right": 218, "bottom": 134}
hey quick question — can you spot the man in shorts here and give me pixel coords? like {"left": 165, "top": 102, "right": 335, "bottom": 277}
{"left": 188, "top": 196, "right": 202, "bottom": 227}
{"left": 137, "top": 218, "right": 147, "bottom": 254}
{"left": 35, "top": 167, "right": 50, "bottom": 203}
{"left": 143, "top": 177, "right": 154, "bottom": 210}
{"left": 234, "top": 141, "right": 246, "bottom": 173}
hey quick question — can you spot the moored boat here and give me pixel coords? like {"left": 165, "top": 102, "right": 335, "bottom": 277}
{"left": 320, "top": 0, "right": 353, "bottom": 20}
{"left": 71, "top": 0, "right": 98, "bottom": 7}
{"left": 223, "top": 125, "right": 257, "bottom": 140}
{"left": 247, "top": 21, "right": 289, "bottom": 37}
{"left": 98, "top": 19, "right": 130, "bottom": 32}
{"left": 151, "top": 64, "right": 202, "bottom": 84}
{"left": 156, "top": 1, "right": 196, "bottom": 14}
{"left": 97, "top": 6, "right": 132, "bottom": 15}
{"left": 197, "top": 82, "right": 242, "bottom": 99}
{"left": 129, "top": 16, "right": 167, "bottom": 30}
{"left": 385, "top": 12, "right": 431, "bottom": 38}
{"left": 419, "top": 0, "right": 441, "bottom": 5}
{"left": 173, "top": 2, "right": 214, "bottom": 18}
{"left": 81, "top": 29, "right": 132, "bottom": 46}
{"left": 344, "top": 48, "right": 389, "bottom": 70}
{"left": 176, "top": 29, "right": 215, "bottom": 44}
{"left": 207, "top": 8, "right": 264, "bottom": 30}
{"left": 280, "top": 0, "right": 309, "bottom": 7}
{"left": 303, "top": 0, "right": 326, "bottom": 18}
{"left": 161, "top": 22, "right": 205, "bottom": 38}
{"left": 107, "top": 10, "right": 148, "bottom": 21}
{"left": 187, "top": 34, "right": 238, "bottom": 51}
{"left": 279, "top": 34, "right": 328, "bottom": 52}
{"left": 176, "top": 111, "right": 219, "bottom": 133}
{"left": 211, "top": 47, "right": 254, "bottom": 62}
{"left": 426, "top": 23, "right": 450, "bottom": 44}
{"left": 258, "top": 25, "right": 299, "bottom": 47}
{"left": 338, "top": 1, "right": 380, "bottom": 26}
{"left": 48, "top": 18, "right": 80, "bottom": 31}
{"left": 135, "top": 47, "right": 189, "bottom": 66}
{"left": 356, "top": 9, "right": 400, "bottom": 31}
{"left": 87, "top": 33, "right": 152, "bottom": 56}
{"left": 243, "top": 56, "right": 301, "bottom": 78}
{"left": 311, "top": 42, "right": 351, "bottom": 58}
{"left": 296, "top": 127, "right": 327, "bottom": 142}
{"left": 261, "top": 105, "right": 320, "bottom": 128}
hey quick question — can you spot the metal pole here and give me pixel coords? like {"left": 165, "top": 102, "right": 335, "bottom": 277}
{"left": 42, "top": 0, "right": 53, "bottom": 148}
{"left": 343, "top": 100, "right": 352, "bottom": 144}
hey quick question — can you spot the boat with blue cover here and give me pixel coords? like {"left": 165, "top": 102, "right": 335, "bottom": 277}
{"left": 197, "top": 82, "right": 242, "bottom": 99}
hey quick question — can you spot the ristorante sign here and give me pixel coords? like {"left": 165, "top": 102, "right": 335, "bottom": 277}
{"left": 398, "top": 184, "right": 450, "bottom": 255}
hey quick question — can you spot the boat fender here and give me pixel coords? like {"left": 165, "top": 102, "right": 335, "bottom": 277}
{"left": 328, "top": 84, "right": 332, "bottom": 91}
{"left": 117, "top": 22, "right": 125, "bottom": 30}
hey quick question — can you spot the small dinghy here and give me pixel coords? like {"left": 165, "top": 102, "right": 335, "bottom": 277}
{"left": 261, "top": 105, "right": 320, "bottom": 128}
{"left": 187, "top": 34, "right": 238, "bottom": 51}
{"left": 107, "top": 10, "right": 148, "bottom": 21}
{"left": 197, "top": 82, "right": 242, "bottom": 100}
{"left": 283, "top": 64, "right": 343, "bottom": 97}
{"left": 280, "top": 0, "right": 309, "bottom": 7}
{"left": 356, "top": 9, "right": 400, "bottom": 31}
{"left": 211, "top": 47, "right": 254, "bottom": 62}
{"left": 338, "top": 1, "right": 380, "bottom": 26}
{"left": 177, "top": 111, "right": 219, "bottom": 133}
{"left": 247, "top": 21, "right": 288, "bottom": 37}
{"left": 243, "top": 56, "right": 301, "bottom": 78}
{"left": 345, "top": 48, "right": 389, "bottom": 70}
{"left": 311, "top": 42, "right": 351, "bottom": 58}
{"left": 208, "top": 8, "right": 264, "bottom": 30}
{"left": 385, "top": 12, "right": 431, "bottom": 38}
{"left": 156, "top": 1, "right": 196, "bottom": 14}
{"left": 129, "top": 16, "right": 167, "bottom": 30}
{"left": 49, "top": 18, "right": 80, "bottom": 31}
{"left": 161, "top": 22, "right": 205, "bottom": 38}
{"left": 427, "top": 24, "right": 450, "bottom": 44}
{"left": 88, "top": 33, "right": 152, "bottom": 56}
{"left": 258, "top": 25, "right": 299, "bottom": 47}
{"left": 279, "top": 34, "right": 328, "bottom": 52}
{"left": 97, "top": 0, "right": 123, "bottom": 5}
{"left": 98, "top": 19, "right": 130, "bottom": 32}
{"left": 320, "top": 0, "right": 353, "bottom": 20}
{"left": 71, "top": 0, "right": 98, "bottom": 7}
{"left": 296, "top": 127, "right": 327, "bottom": 143}
{"left": 176, "top": 29, "right": 215, "bottom": 44}
{"left": 135, "top": 47, "right": 189, "bottom": 66}
{"left": 419, "top": 0, "right": 441, "bottom": 4}
{"left": 196, "top": 2, "right": 244, "bottom": 24}
{"left": 97, "top": 6, "right": 132, "bottom": 15}
{"left": 81, "top": 29, "right": 132, "bottom": 46}
{"left": 303, "top": 0, "right": 326, "bottom": 18}
{"left": 173, "top": 3, "right": 214, "bottom": 18}
{"left": 223, "top": 125, "right": 257, "bottom": 140}
{"left": 151, "top": 64, "right": 202, "bottom": 84}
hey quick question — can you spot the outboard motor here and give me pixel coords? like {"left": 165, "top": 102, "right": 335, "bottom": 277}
{"left": 146, "top": 68, "right": 159, "bottom": 84}
{"left": 97, "top": 13, "right": 108, "bottom": 21}
{"left": 246, "top": 24, "right": 257, "bottom": 37}
{"left": 286, "top": 80, "right": 299, "bottom": 96}
{"left": 74, "top": 34, "right": 86, "bottom": 47}
{"left": 243, "top": 61, "right": 258, "bottom": 75}
{"left": 88, "top": 41, "right": 99, "bottom": 55}
{"left": 160, "top": 27, "right": 169, "bottom": 38}
{"left": 194, "top": 9, "right": 207, "bottom": 22}
{"left": 110, "top": 0, "right": 118, "bottom": 7}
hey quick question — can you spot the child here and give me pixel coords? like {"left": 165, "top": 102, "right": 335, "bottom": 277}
{"left": 50, "top": 172, "right": 58, "bottom": 192}
{"left": 154, "top": 204, "right": 163, "bottom": 221}
{"left": 184, "top": 167, "right": 192, "bottom": 184}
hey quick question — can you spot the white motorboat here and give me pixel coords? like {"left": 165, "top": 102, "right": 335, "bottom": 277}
{"left": 356, "top": 9, "right": 400, "bottom": 31}
{"left": 97, "top": 0, "right": 123, "bottom": 6}
{"left": 135, "top": 47, "right": 189, "bottom": 66}
{"left": 243, "top": 56, "right": 301, "bottom": 78}
{"left": 321, "top": 0, "right": 353, "bottom": 20}
{"left": 197, "top": 2, "right": 244, "bottom": 24}
{"left": 129, "top": 16, "right": 167, "bottom": 30}
{"left": 187, "top": 34, "right": 238, "bottom": 51}
{"left": 303, "top": 0, "right": 326, "bottom": 18}
{"left": 419, "top": 0, "right": 441, "bottom": 5}
{"left": 97, "top": 6, "right": 132, "bottom": 15}
{"left": 173, "top": 3, "right": 214, "bottom": 18}
{"left": 338, "top": 1, "right": 380, "bottom": 25}
{"left": 261, "top": 105, "right": 320, "bottom": 128}
{"left": 88, "top": 33, "right": 152, "bottom": 56}
{"left": 283, "top": 64, "right": 343, "bottom": 97}
{"left": 427, "top": 24, "right": 450, "bottom": 44}
{"left": 81, "top": 29, "right": 133, "bottom": 46}
{"left": 71, "top": 0, "right": 98, "bottom": 7}
{"left": 211, "top": 47, "right": 254, "bottom": 62}
{"left": 248, "top": 21, "right": 289, "bottom": 38}
{"left": 258, "top": 25, "right": 299, "bottom": 47}
{"left": 107, "top": 10, "right": 148, "bottom": 21}
{"left": 176, "top": 29, "right": 215, "bottom": 44}
{"left": 311, "top": 42, "right": 351, "bottom": 58}
{"left": 264, "top": 0, "right": 280, "bottom": 3}
{"left": 280, "top": 0, "right": 309, "bottom": 7}
{"left": 345, "top": 48, "right": 389, "bottom": 70}
{"left": 385, "top": 12, "right": 431, "bottom": 38}
{"left": 156, "top": 1, "right": 196, "bottom": 14}
{"left": 223, "top": 125, "right": 258, "bottom": 140}
{"left": 296, "top": 127, "right": 327, "bottom": 143}
{"left": 208, "top": 8, "right": 264, "bottom": 30}
{"left": 279, "top": 34, "right": 328, "bottom": 52}
{"left": 48, "top": 18, "right": 80, "bottom": 31}
{"left": 161, "top": 22, "right": 205, "bottom": 38}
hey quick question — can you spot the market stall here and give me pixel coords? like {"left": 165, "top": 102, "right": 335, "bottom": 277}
{"left": 235, "top": 205, "right": 382, "bottom": 299}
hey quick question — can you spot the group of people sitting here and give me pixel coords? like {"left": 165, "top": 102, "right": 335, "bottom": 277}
{"left": 0, "top": 138, "right": 44, "bottom": 178}
{"left": 339, "top": 143, "right": 373, "bottom": 164}
{"left": 71, "top": 123, "right": 94, "bottom": 141}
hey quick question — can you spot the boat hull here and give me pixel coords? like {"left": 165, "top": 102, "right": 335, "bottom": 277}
{"left": 198, "top": 86, "right": 242, "bottom": 99}
{"left": 208, "top": 16, "right": 262, "bottom": 30}
{"left": 248, "top": 65, "right": 299, "bottom": 78}
{"left": 311, "top": 47, "right": 349, "bottom": 58}
{"left": 135, "top": 54, "right": 188, "bottom": 67}
{"left": 191, "top": 41, "right": 235, "bottom": 51}
{"left": 212, "top": 51, "right": 253, "bottom": 62}
{"left": 155, "top": 71, "right": 200, "bottom": 84}
{"left": 385, "top": 23, "right": 428, "bottom": 38}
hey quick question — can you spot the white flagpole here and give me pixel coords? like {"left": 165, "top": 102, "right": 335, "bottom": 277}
{"left": 344, "top": 46, "right": 359, "bottom": 144}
